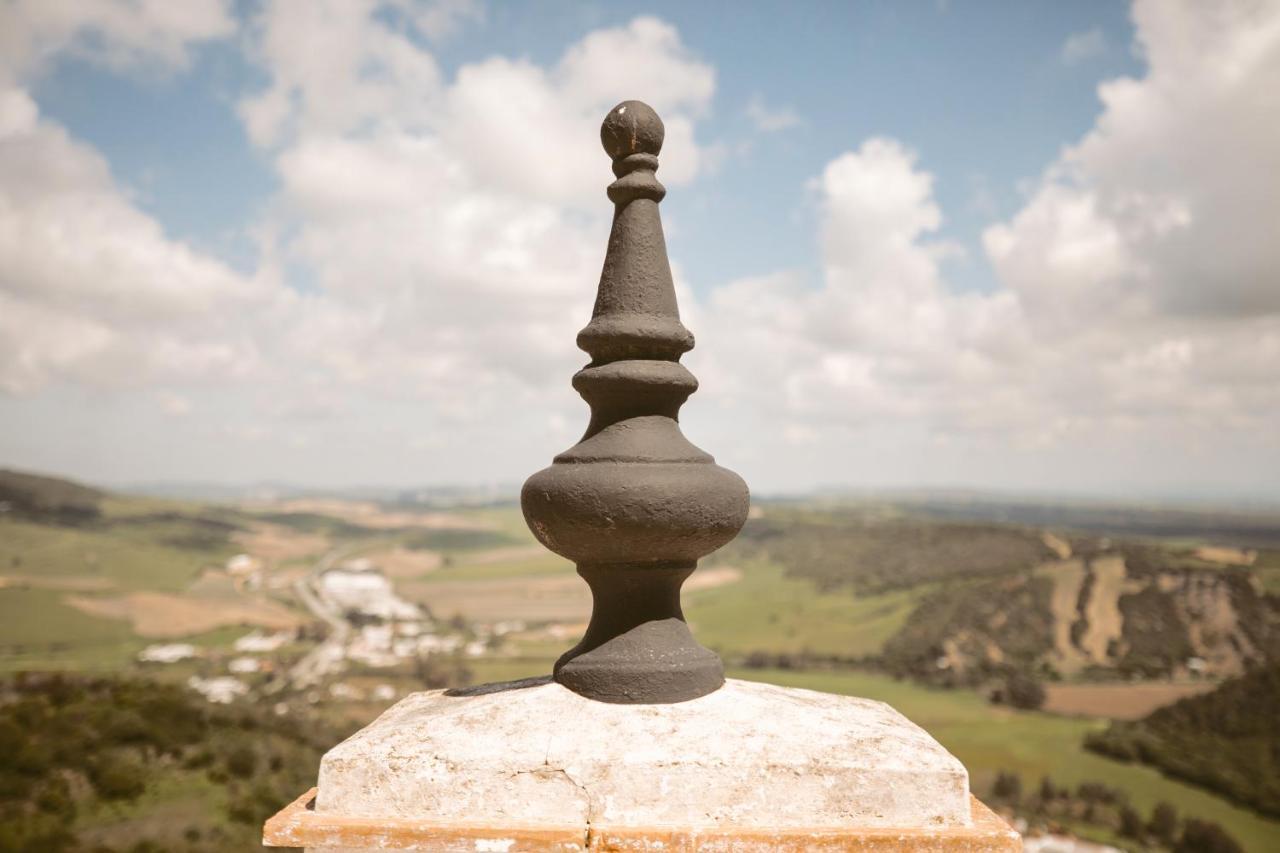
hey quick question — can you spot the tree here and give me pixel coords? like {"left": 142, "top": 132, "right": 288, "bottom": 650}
{"left": 1174, "top": 819, "right": 1243, "bottom": 853}
{"left": 1003, "top": 671, "right": 1046, "bottom": 710}
{"left": 992, "top": 771, "right": 1022, "bottom": 803}
{"left": 1118, "top": 805, "right": 1145, "bottom": 840}
{"left": 1149, "top": 801, "right": 1179, "bottom": 846}
{"left": 225, "top": 744, "right": 258, "bottom": 779}
{"left": 89, "top": 753, "right": 146, "bottom": 802}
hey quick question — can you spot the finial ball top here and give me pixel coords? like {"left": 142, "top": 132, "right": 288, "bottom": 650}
{"left": 601, "top": 100, "right": 664, "bottom": 160}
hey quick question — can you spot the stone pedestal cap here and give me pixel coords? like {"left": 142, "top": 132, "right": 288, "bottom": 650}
{"left": 263, "top": 679, "right": 1019, "bottom": 851}
{"left": 319, "top": 678, "right": 969, "bottom": 828}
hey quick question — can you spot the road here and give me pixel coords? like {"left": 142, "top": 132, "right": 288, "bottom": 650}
{"left": 285, "top": 546, "right": 357, "bottom": 689}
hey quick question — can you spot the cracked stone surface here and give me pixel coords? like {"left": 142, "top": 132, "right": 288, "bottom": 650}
{"left": 312, "top": 677, "right": 970, "bottom": 835}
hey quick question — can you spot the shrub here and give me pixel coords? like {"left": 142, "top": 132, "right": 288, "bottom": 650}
{"left": 992, "top": 771, "right": 1021, "bottom": 803}
{"left": 1002, "top": 671, "right": 1046, "bottom": 711}
{"left": 1174, "top": 819, "right": 1243, "bottom": 853}
{"left": 1149, "top": 801, "right": 1179, "bottom": 845}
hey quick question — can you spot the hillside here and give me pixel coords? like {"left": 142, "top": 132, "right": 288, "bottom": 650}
{"left": 881, "top": 546, "right": 1279, "bottom": 685}
{"left": 0, "top": 468, "right": 103, "bottom": 525}
{"left": 1084, "top": 663, "right": 1280, "bottom": 819}
{"left": 2, "top": 470, "right": 1279, "bottom": 849}
{"left": 720, "top": 509, "right": 1280, "bottom": 685}
{"left": 730, "top": 510, "right": 1056, "bottom": 594}
{"left": 0, "top": 672, "right": 343, "bottom": 852}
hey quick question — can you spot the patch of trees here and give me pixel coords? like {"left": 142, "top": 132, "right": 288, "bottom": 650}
{"left": 988, "top": 770, "right": 1243, "bottom": 852}
{"left": 1084, "top": 663, "right": 1280, "bottom": 819}
{"left": 726, "top": 512, "right": 1055, "bottom": 595}
{"left": 0, "top": 672, "right": 341, "bottom": 853}
{"left": 879, "top": 574, "right": 1055, "bottom": 687}
{"left": 989, "top": 670, "right": 1047, "bottom": 711}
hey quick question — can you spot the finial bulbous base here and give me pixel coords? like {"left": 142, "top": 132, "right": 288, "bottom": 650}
{"left": 552, "top": 564, "right": 725, "bottom": 704}
{"left": 554, "top": 627, "right": 725, "bottom": 704}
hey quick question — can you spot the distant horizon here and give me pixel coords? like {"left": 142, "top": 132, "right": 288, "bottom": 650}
{"left": 15, "top": 465, "right": 1271, "bottom": 512}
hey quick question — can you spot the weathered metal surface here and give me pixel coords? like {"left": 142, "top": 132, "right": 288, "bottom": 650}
{"left": 521, "top": 100, "right": 750, "bottom": 703}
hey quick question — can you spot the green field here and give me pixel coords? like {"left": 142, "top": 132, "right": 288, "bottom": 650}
{"left": 0, "top": 516, "right": 231, "bottom": 593}
{"left": 687, "top": 557, "right": 924, "bottom": 659}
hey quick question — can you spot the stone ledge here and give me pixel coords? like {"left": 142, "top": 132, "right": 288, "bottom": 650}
{"left": 313, "top": 678, "right": 971, "bottom": 830}
{"left": 264, "top": 788, "right": 1021, "bottom": 851}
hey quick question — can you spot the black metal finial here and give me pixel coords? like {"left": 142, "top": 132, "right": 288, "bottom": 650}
{"left": 521, "top": 100, "right": 750, "bottom": 704}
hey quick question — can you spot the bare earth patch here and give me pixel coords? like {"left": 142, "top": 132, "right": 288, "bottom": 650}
{"left": 1041, "top": 532, "right": 1072, "bottom": 560}
{"left": 1044, "top": 681, "right": 1218, "bottom": 720}
{"left": 1079, "top": 555, "right": 1138, "bottom": 663}
{"left": 1039, "top": 558, "right": 1088, "bottom": 674}
{"left": 1194, "top": 545, "right": 1256, "bottom": 565}
{"left": 233, "top": 522, "right": 329, "bottom": 563}
{"left": 65, "top": 591, "right": 302, "bottom": 638}
{"left": 402, "top": 576, "right": 588, "bottom": 623}
{"left": 405, "top": 565, "right": 742, "bottom": 623}
{"left": 367, "top": 546, "right": 444, "bottom": 578}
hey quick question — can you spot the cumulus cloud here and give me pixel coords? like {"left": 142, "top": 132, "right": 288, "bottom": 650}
{"left": 235, "top": 6, "right": 718, "bottom": 423}
{"left": 0, "top": 0, "right": 234, "bottom": 82}
{"left": 694, "top": 0, "right": 1280, "bottom": 487}
{"left": 0, "top": 0, "right": 276, "bottom": 395}
{"left": 3, "top": 0, "right": 1278, "bottom": 491}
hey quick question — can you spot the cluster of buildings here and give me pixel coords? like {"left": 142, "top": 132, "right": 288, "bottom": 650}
{"left": 139, "top": 556, "right": 520, "bottom": 705}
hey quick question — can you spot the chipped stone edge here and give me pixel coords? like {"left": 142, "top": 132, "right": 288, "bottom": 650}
{"left": 263, "top": 789, "right": 1021, "bottom": 852}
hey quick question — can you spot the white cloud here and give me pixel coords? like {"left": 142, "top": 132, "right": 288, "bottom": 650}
{"left": 1060, "top": 28, "right": 1106, "bottom": 65}
{"left": 692, "top": 0, "right": 1280, "bottom": 491}
{"left": 745, "top": 96, "right": 801, "bottom": 133}
{"left": 4, "top": 0, "right": 1278, "bottom": 493}
{"left": 0, "top": 0, "right": 234, "bottom": 82}
{"left": 204, "top": 5, "right": 721, "bottom": 476}
{"left": 0, "top": 0, "right": 269, "bottom": 395}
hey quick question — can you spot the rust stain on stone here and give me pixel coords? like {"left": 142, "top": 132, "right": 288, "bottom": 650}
{"left": 263, "top": 789, "right": 1020, "bottom": 851}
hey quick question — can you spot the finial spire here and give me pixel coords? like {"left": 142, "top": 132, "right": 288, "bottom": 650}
{"left": 522, "top": 100, "right": 749, "bottom": 704}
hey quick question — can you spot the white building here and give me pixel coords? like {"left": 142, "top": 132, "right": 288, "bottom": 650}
{"left": 188, "top": 675, "right": 248, "bottom": 704}
{"left": 138, "top": 643, "right": 197, "bottom": 663}
{"left": 234, "top": 630, "right": 291, "bottom": 653}
{"left": 319, "top": 566, "right": 422, "bottom": 622}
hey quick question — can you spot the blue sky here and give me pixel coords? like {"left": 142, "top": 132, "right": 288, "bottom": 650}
{"left": 1, "top": 1, "right": 1278, "bottom": 500}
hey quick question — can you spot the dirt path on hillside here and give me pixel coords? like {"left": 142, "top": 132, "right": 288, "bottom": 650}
{"left": 1042, "top": 558, "right": 1088, "bottom": 673}
{"left": 1041, "top": 532, "right": 1072, "bottom": 560}
{"left": 1079, "top": 555, "right": 1135, "bottom": 663}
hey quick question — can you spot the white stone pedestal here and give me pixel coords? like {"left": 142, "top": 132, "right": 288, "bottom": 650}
{"left": 264, "top": 677, "right": 1020, "bottom": 852}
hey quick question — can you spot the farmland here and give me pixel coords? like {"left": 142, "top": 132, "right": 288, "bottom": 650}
{"left": 2, "top": 468, "right": 1279, "bottom": 850}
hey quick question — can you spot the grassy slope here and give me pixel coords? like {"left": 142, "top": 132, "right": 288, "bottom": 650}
{"left": 0, "top": 515, "right": 232, "bottom": 593}
{"left": 0, "top": 486, "right": 249, "bottom": 671}
{"left": 687, "top": 558, "right": 924, "bottom": 659}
